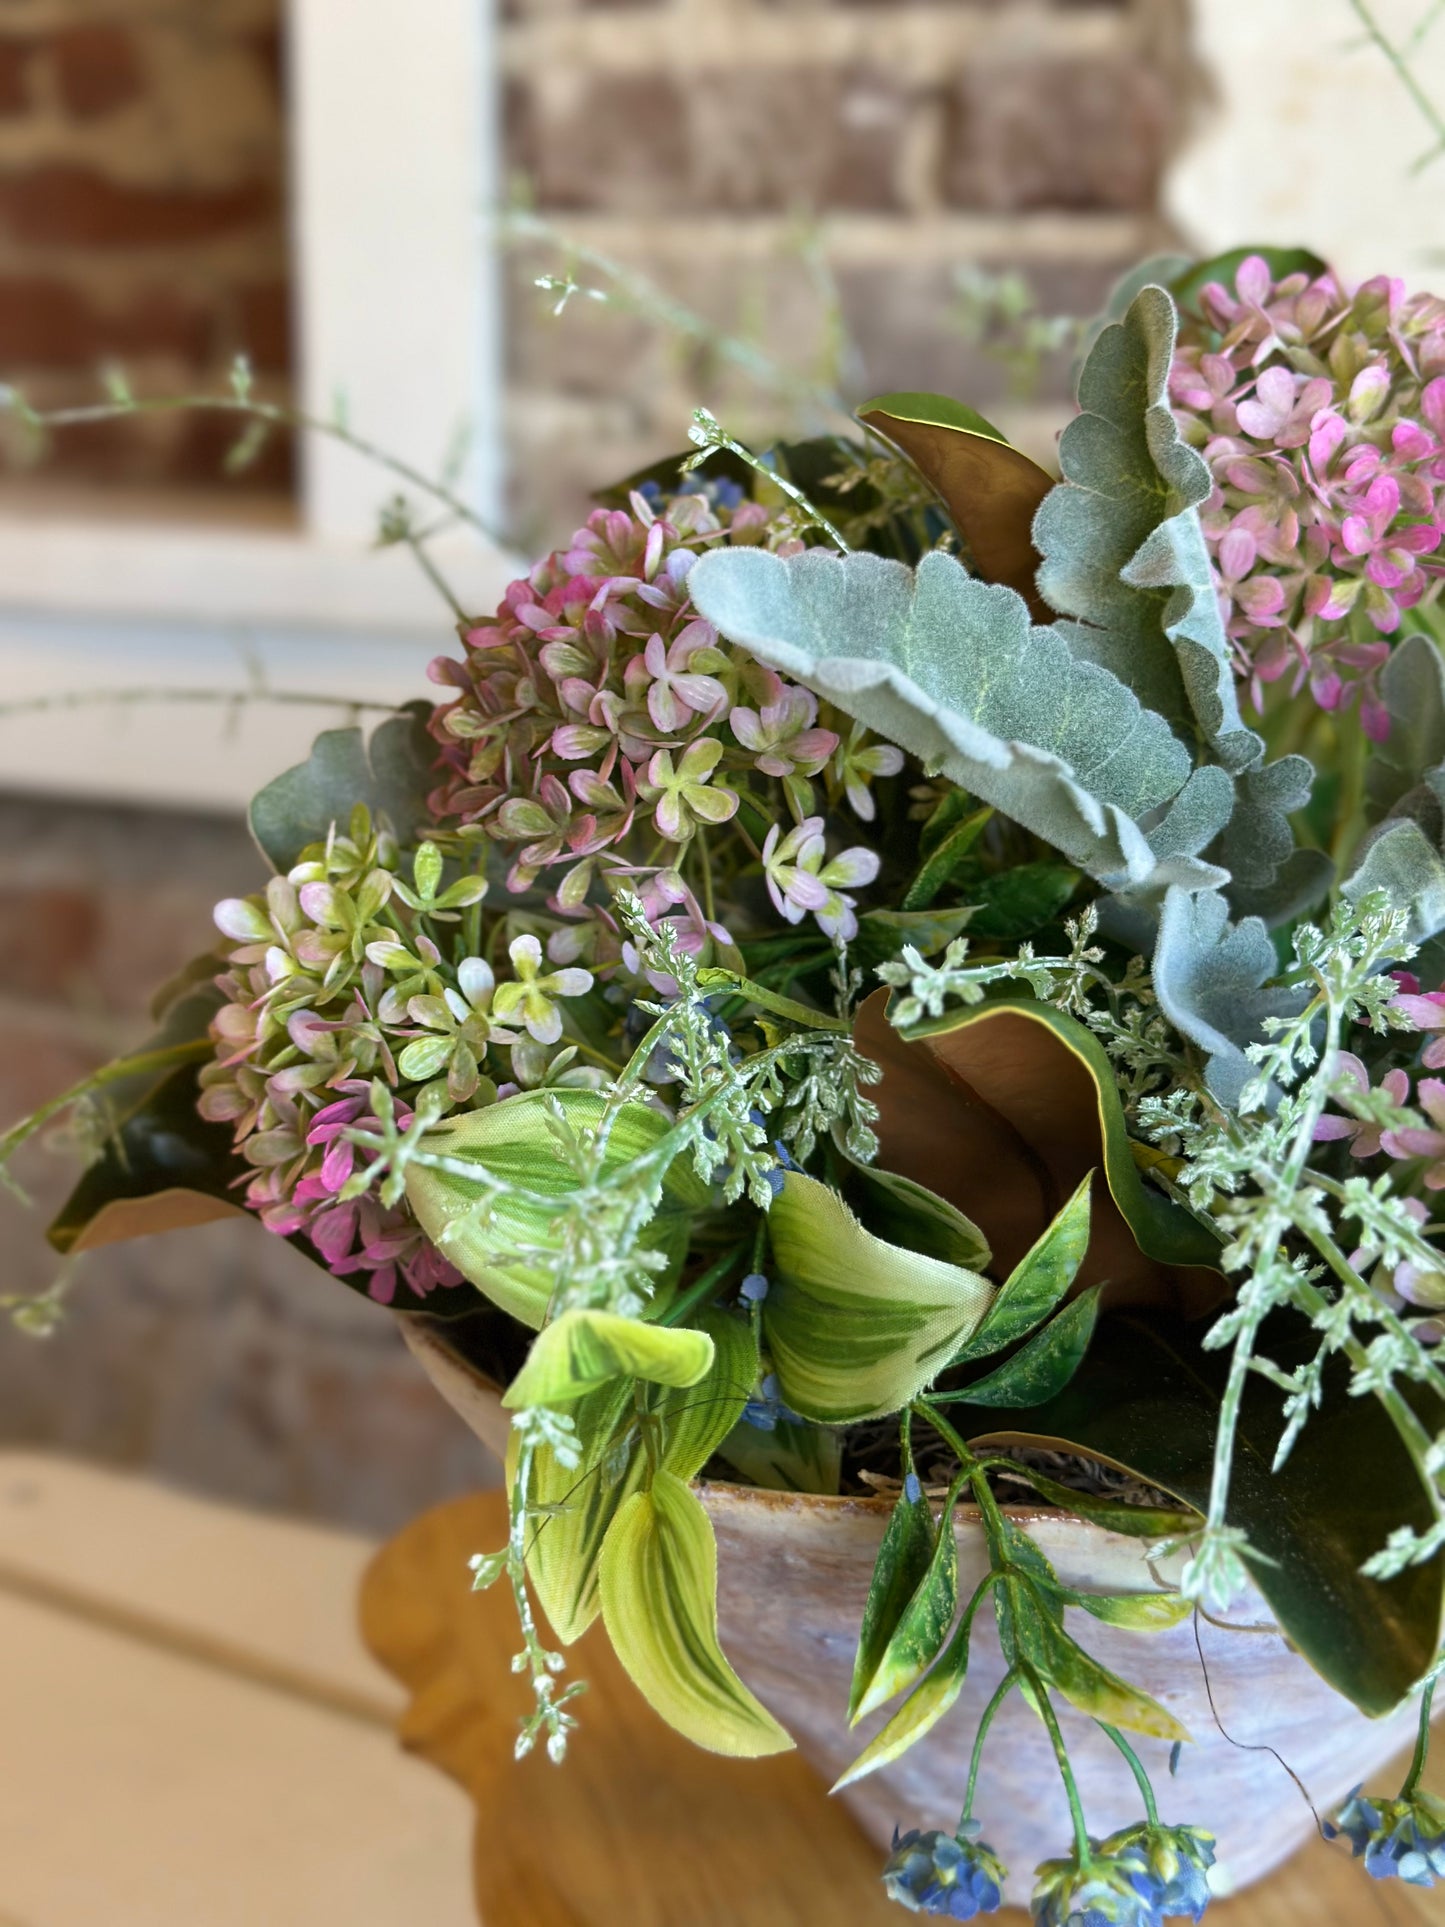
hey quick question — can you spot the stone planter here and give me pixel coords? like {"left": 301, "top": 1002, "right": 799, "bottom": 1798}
{"left": 399, "top": 1314, "right": 1422, "bottom": 1906}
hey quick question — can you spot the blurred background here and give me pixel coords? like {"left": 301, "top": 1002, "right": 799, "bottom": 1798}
{"left": 0, "top": 0, "right": 1441, "bottom": 1537}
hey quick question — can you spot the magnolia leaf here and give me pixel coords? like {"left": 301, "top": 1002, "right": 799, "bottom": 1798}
{"left": 502, "top": 1309, "right": 715, "bottom": 1409}
{"left": 954, "top": 1174, "right": 1092, "bottom": 1365}
{"left": 1153, "top": 886, "right": 1304, "bottom": 1106}
{"left": 853, "top": 1491, "right": 960, "bottom": 1721}
{"left": 1345, "top": 817, "right": 1445, "bottom": 942}
{"left": 849, "top": 1479, "right": 938, "bottom": 1723}
{"left": 1034, "top": 285, "right": 1256, "bottom": 774}
{"left": 1008, "top": 1579, "right": 1190, "bottom": 1742}
{"left": 598, "top": 1470, "right": 793, "bottom": 1757}
{"left": 835, "top": 1607, "right": 975, "bottom": 1789}
{"left": 858, "top": 991, "right": 1221, "bottom": 1316}
{"left": 969, "top": 1313, "right": 1445, "bottom": 1716}
{"left": 763, "top": 1171, "right": 994, "bottom": 1423}
{"left": 249, "top": 703, "right": 435, "bottom": 873}
{"left": 514, "top": 1308, "right": 755, "bottom": 1646}
{"left": 715, "top": 1412, "right": 842, "bottom": 1496}
{"left": 1365, "top": 633, "right": 1445, "bottom": 822}
{"left": 406, "top": 1091, "right": 709, "bottom": 1329}
{"left": 857, "top": 392, "right": 1054, "bottom": 609}
{"left": 688, "top": 545, "right": 1224, "bottom": 909}
{"left": 957, "top": 1287, "right": 1101, "bottom": 1408}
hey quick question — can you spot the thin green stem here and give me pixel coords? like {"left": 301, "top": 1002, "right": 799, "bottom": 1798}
{"left": 1033, "top": 1677, "right": 1092, "bottom": 1861}
{"left": 1400, "top": 1678, "right": 1437, "bottom": 1800}
{"left": 0, "top": 688, "right": 400, "bottom": 724}
{"left": 1348, "top": 0, "right": 1445, "bottom": 171}
{"left": 960, "top": 1667, "right": 1017, "bottom": 1828}
{"left": 1098, "top": 1722, "right": 1159, "bottom": 1825}
{"left": 0, "top": 1038, "right": 214, "bottom": 1171}
{"left": 657, "top": 1239, "right": 751, "bottom": 1328}
{"left": 402, "top": 531, "right": 471, "bottom": 620}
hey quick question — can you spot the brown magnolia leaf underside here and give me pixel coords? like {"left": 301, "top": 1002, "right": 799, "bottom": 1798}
{"left": 360, "top": 1489, "right": 901, "bottom": 1927}
{"left": 854, "top": 991, "right": 1220, "bottom": 1320}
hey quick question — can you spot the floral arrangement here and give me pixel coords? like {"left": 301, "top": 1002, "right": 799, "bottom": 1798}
{"left": 5, "top": 246, "right": 1445, "bottom": 1923}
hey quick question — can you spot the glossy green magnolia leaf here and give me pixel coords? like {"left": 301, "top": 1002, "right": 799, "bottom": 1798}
{"left": 965, "top": 862, "right": 1079, "bottom": 941}
{"left": 1168, "top": 245, "right": 1329, "bottom": 319}
{"left": 405, "top": 1091, "right": 710, "bottom": 1329}
{"left": 249, "top": 703, "right": 436, "bottom": 873}
{"left": 857, "top": 392, "right": 1054, "bottom": 610}
{"left": 1007, "top": 1577, "right": 1190, "bottom": 1742}
{"left": 957, "top": 1287, "right": 1101, "bottom": 1408}
{"left": 763, "top": 1171, "right": 994, "bottom": 1423}
{"left": 848, "top": 1478, "right": 937, "bottom": 1723}
{"left": 502, "top": 1309, "right": 714, "bottom": 1409}
{"left": 853, "top": 1489, "right": 960, "bottom": 1722}
{"left": 687, "top": 544, "right": 1224, "bottom": 909}
{"left": 954, "top": 1174, "right": 1092, "bottom": 1365}
{"left": 835, "top": 1603, "right": 976, "bottom": 1789}
{"left": 598, "top": 1469, "right": 793, "bottom": 1756}
{"left": 715, "top": 1413, "right": 842, "bottom": 1496}
{"left": 968, "top": 1313, "right": 1445, "bottom": 1716}
{"left": 516, "top": 1308, "right": 756, "bottom": 1645}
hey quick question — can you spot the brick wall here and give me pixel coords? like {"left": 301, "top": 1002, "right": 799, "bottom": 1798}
{"left": 501, "top": 0, "right": 1197, "bottom": 540}
{"left": 0, "top": 0, "right": 293, "bottom": 496}
{"left": 0, "top": 793, "right": 499, "bottom": 1533}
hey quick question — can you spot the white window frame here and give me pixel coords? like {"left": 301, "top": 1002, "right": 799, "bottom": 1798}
{"left": 0, "top": 0, "right": 516, "bottom": 815}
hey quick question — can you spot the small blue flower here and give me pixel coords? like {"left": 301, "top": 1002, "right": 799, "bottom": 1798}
{"left": 739, "top": 1272, "right": 770, "bottom": 1304}
{"left": 1325, "top": 1787, "right": 1445, "bottom": 1886}
{"left": 636, "top": 479, "right": 664, "bottom": 503}
{"left": 882, "top": 1823, "right": 1006, "bottom": 1917}
{"left": 904, "top": 1471, "right": 923, "bottom": 1504}
{"left": 741, "top": 1372, "right": 803, "bottom": 1433}
{"left": 1031, "top": 1842, "right": 1163, "bottom": 1926}
{"left": 1099, "top": 1823, "right": 1216, "bottom": 1920}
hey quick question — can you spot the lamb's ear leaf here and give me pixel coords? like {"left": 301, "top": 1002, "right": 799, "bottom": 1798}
{"left": 249, "top": 702, "right": 435, "bottom": 873}
{"left": 1168, "top": 245, "right": 1329, "bottom": 319}
{"left": 1152, "top": 886, "right": 1304, "bottom": 1108}
{"left": 762, "top": 1170, "right": 995, "bottom": 1423}
{"left": 687, "top": 545, "right": 1221, "bottom": 909}
{"left": 501, "top": 1309, "right": 714, "bottom": 1408}
{"left": 971, "top": 1314, "right": 1445, "bottom": 1718}
{"left": 1213, "top": 756, "right": 1333, "bottom": 927}
{"left": 856, "top": 392, "right": 1054, "bottom": 611}
{"left": 1344, "top": 817, "right": 1445, "bottom": 943}
{"left": 598, "top": 1471, "right": 793, "bottom": 1756}
{"left": 1034, "top": 284, "right": 1256, "bottom": 774}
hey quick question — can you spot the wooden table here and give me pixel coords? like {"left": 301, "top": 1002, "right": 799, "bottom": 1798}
{"left": 0, "top": 1451, "right": 1438, "bottom": 1925}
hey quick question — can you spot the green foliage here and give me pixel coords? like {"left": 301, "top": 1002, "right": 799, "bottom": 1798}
{"left": 835, "top": 1600, "right": 977, "bottom": 1788}
{"left": 714, "top": 1412, "right": 842, "bottom": 1496}
{"left": 852, "top": 1481, "right": 962, "bottom": 1721}
{"left": 958, "top": 1289, "right": 1102, "bottom": 1408}
{"left": 952, "top": 1176, "right": 1092, "bottom": 1365}
{"left": 501, "top": 1307, "right": 715, "bottom": 1407}
{"left": 248, "top": 704, "right": 435, "bottom": 873}
{"left": 848, "top": 1471, "right": 938, "bottom": 1722}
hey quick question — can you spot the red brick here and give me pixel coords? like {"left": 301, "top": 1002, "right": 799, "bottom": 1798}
{"left": 0, "top": 276, "right": 211, "bottom": 367}
{"left": 52, "top": 23, "right": 145, "bottom": 121}
{"left": 524, "top": 74, "right": 689, "bottom": 214}
{"left": 0, "top": 886, "right": 101, "bottom": 1000}
{"left": 234, "top": 279, "right": 292, "bottom": 373}
{"left": 0, "top": 36, "right": 31, "bottom": 116}
{"left": 0, "top": 165, "right": 279, "bottom": 249}
{"left": 943, "top": 58, "right": 1167, "bottom": 212}
{"left": 245, "top": 24, "right": 286, "bottom": 103}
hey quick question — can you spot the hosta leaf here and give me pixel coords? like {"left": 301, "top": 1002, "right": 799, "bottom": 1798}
{"left": 688, "top": 544, "right": 1224, "bottom": 909}
{"left": 834, "top": 1605, "right": 976, "bottom": 1788}
{"left": 956, "top": 1287, "right": 1101, "bottom": 1408}
{"left": 715, "top": 1412, "right": 843, "bottom": 1496}
{"left": 857, "top": 392, "right": 1054, "bottom": 610}
{"left": 1153, "top": 886, "right": 1305, "bottom": 1106}
{"left": 953, "top": 1174, "right": 1092, "bottom": 1365}
{"left": 840, "top": 1156, "right": 992, "bottom": 1274}
{"left": 860, "top": 991, "right": 1222, "bottom": 1313}
{"left": 249, "top": 703, "right": 436, "bottom": 873}
{"left": 502, "top": 1309, "right": 714, "bottom": 1409}
{"left": 1007, "top": 1578, "right": 1190, "bottom": 1742}
{"left": 853, "top": 1489, "right": 960, "bottom": 1722}
{"left": 598, "top": 1470, "right": 793, "bottom": 1756}
{"left": 514, "top": 1309, "right": 756, "bottom": 1646}
{"left": 969, "top": 1313, "right": 1445, "bottom": 1716}
{"left": 848, "top": 1479, "right": 938, "bottom": 1723}
{"left": 763, "top": 1171, "right": 994, "bottom": 1423}
{"left": 405, "top": 1091, "right": 709, "bottom": 1329}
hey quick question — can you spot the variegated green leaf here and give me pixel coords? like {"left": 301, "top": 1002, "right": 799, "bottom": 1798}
{"left": 953, "top": 1174, "right": 1091, "bottom": 1365}
{"left": 1061, "top": 1587, "right": 1192, "bottom": 1632}
{"left": 764, "top": 1171, "right": 994, "bottom": 1423}
{"left": 716, "top": 1413, "right": 842, "bottom": 1496}
{"left": 848, "top": 1477, "right": 936, "bottom": 1723}
{"left": 956, "top": 1288, "right": 1101, "bottom": 1408}
{"left": 661, "top": 1306, "right": 759, "bottom": 1480}
{"left": 598, "top": 1469, "right": 793, "bottom": 1757}
{"left": 503, "top": 1308, "right": 714, "bottom": 1409}
{"left": 405, "top": 1090, "right": 710, "bottom": 1328}
{"left": 1008, "top": 1581, "right": 1190, "bottom": 1742}
{"left": 841, "top": 1157, "right": 991, "bottom": 1275}
{"left": 853, "top": 1488, "right": 960, "bottom": 1722}
{"left": 835, "top": 1604, "right": 976, "bottom": 1789}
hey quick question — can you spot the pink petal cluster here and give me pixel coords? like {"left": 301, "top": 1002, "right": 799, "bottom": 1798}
{"left": 1170, "top": 256, "right": 1445, "bottom": 732}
